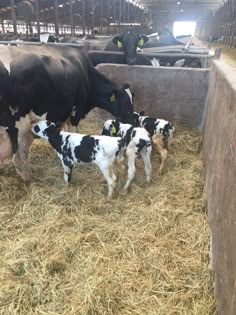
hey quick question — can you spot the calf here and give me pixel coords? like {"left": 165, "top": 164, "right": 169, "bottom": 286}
{"left": 133, "top": 111, "right": 174, "bottom": 174}
{"left": 102, "top": 120, "right": 152, "bottom": 190}
{"left": 31, "top": 121, "right": 126, "bottom": 198}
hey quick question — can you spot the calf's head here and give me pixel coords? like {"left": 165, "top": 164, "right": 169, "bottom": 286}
{"left": 109, "top": 84, "right": 134, "bottom": 124}
{"left": 133, "top": 111, "right": 145, "bottom": 126}
{"left": 31, "top": 121, "right": 56, "bottom": 139}
{"left": 113, "top": 31, "right": 148, "bottom": 65}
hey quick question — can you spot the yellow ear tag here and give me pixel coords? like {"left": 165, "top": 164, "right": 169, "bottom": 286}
{"left": 110, "top": 93, "right": 116, "bottom": 102}
{"left": 111, "top": 125, "right": 117, "bottom": 135}
{"left": 138, "top": 38, "right": 144, "bottom": 46}
{"left": 117, "top": 40, "right": 123, "bottom": 48}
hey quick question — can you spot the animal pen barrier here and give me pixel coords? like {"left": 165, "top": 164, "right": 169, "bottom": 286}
{"left": 95, "top": 61, "right": 236, "bottom": 314}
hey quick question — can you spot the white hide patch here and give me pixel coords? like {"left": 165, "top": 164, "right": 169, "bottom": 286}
{"left": 39, "top": 33, "right": 50, "bottom": 43}
{"left": 9, "top": 106, "right": 18, "bottom": 115}
{"left": 151, "top": 58, "right": 160, "bottom": 67}
{"left": 0, "top": 47, "right": 13, "bottom": 74}
{"left": 125, "top": 88, "right": 133, "bottom": 104}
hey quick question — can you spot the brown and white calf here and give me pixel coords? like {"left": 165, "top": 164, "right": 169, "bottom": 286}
{"left": 102, "top": 119, "right": 152, "bottom": 190}
{"left": 133, "top": 111, "right": 174, "bottom": 174}
{"left": 31, "top": 121, "right": 126, "bottom": 198}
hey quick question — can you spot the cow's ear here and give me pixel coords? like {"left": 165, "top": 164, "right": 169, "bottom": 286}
{"left": 139, "top": 111, "right": 145, "bottom": 116}
{"left": 112, "top": 36, "right": 123, "bottom": 48}
{"left": 138, "top": 35, "right": 149, "bottom": 47}
{"left": 111, "top": 120, "right": 119, "bottom": 135}
{"left": 110, "top": 88, "right": 121, "bottom": 102}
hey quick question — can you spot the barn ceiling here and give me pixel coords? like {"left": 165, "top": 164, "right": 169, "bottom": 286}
{"left": 137, "top": 0, "right": 227, "bottom": 20}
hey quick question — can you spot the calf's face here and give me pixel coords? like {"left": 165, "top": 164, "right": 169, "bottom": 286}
{"left": 31, "top": 121, "right": 56, "bottom": 139}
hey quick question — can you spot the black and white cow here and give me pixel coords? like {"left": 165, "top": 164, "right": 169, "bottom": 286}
{"left": 0, "top": 44, "right": 134, "bottom": 181}
{"left": 104, "top": 30, "right": 149, "bottom": 65}
{"left": 31, "top": 120, "right": 126, "bottom": 198}
{"left": 133, "top": 111, "right": 174, "bottom": 174}
{"left": 102, "top": 119, "right": 152, "bottom": 190}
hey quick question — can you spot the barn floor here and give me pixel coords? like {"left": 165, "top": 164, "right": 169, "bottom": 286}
{"left": 0, "top": 113, "right": 215, "bottom": 315}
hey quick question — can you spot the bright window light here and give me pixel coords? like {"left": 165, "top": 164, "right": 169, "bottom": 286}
{"left": 173, "top": 21, "right": 196, "bottom": 37}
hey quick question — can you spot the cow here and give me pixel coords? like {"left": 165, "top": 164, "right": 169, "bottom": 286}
{"left": 133, "top": 111, "right": 174, "bottom": 174}
{"left": 0, "top": 44, "right": 134, "bottom": 181}
{"left": 102, "top": 119, "right": 152, "bottom": 190}
{"left": 104, "top": 30, "right": 149, "bottom": 65}
{"left": 31, "top": 121, "right": 126, "bottom": 198}
{"left": 144, "top": 32, "right": 184, "bottom": 48}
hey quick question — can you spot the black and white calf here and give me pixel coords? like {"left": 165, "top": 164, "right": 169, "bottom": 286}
{"left": 133, "top": 111, "right": 174, "bottom": 174}
{"left": 31, "top": 121, "right": 126, "bottom": 198}
{"left": 102, "top": 120, "right": 152, "bottom": 190}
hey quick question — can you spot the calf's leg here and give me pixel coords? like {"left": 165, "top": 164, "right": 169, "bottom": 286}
{"left": 152, "top": 137, "right": 168, "bottom": 175}
{"left": 140, "top": 146, "right": 152, "bottom": 183}
{"left": 124, "top": 147, "right": 136, "bottom": 191}
{"left": 99, "top": 163, "right": 116, "bottom": 198}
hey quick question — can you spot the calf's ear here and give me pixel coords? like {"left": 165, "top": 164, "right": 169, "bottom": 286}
{"left": 112, "top": 36, "right": 123, "bottom": 48}
{"left": 139, "top": 111, "right": 145, "bottom": 116}
{"left": 138, "top": 35, "right": 149, "bottom": 47}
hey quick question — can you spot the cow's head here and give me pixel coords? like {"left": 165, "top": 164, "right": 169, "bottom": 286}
{"left": 109, "top": 84, "right": 134, "bottom": 124}
{"left": 113, "top": 31, "right": 149, "bottom": 65}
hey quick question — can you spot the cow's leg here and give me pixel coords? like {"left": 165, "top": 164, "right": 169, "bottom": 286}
{"left": 13, "top": 132, "right": 34, "bottom": 181}
{"left": 99, "top": 163, "right": 116, "bottom": 199}
{"left": 140, "top": 146, "right": 152, "bottom": 183}
{"left": 124, "top": 148, "right": 136, "bottom": 191}
{"left": 12, "top": 115, "right": 33, "bottom": 181}
{"left": 153, "top": 137, "right": 168, "bottom": 175}
{"left": 68, "top": 107, "right": 82, "bottom": 133}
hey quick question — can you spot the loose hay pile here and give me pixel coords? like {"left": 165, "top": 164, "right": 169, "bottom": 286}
{"left": 0, "top": 112, "right": 215, "bottom": 315}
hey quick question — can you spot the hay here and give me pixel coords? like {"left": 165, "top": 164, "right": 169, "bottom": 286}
{"left": 0, "top": 112, "right": 215, "bottom": 315}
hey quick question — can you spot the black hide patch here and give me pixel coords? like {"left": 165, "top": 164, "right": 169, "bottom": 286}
{"left": 33, "top": 125, "right": 40, "bottom": 134}
{"left": 142, "top": 118, "right": 156, "bottom": 137}
{"left": 74, "top": 136, "right": 99, "bottom": 163}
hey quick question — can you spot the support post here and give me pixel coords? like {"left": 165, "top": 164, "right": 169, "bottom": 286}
{"left": 54, "top": 0, "right": 59, "bottom": 36}
{"left": 35, "top": 0, "right": 40, "bottom": 37}
{"left": 10, "top": 0, "right": 17, "bottom": 35}
{"left": 69, "top": 0, "right": 74, "bottom": 35}
{"left": 82, "top": 0, "right": 85, "bottom": 36}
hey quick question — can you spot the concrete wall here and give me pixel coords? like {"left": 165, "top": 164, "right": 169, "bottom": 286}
{"left": 202, "top": 61, "right": 236, "bottom": 315}
{"left": 97, "top": 64, "right": 210, "bottom": 128}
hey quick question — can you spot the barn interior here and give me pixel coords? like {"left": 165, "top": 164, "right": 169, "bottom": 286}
{"left": 0, "top": 1, "right": 235, "bottom": 315}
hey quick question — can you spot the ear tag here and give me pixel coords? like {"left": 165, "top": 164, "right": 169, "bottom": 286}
{"left": 117, "top": 40, "right": 123, "bottom": 48}
{"left": 110, "top": 93, "right": 116, "bottom": 102}
{"left": 138, "top": 38, "right": 144, "bottom": 46}
{"left": 111, "top": 125, "right": 117, "bottom": 135}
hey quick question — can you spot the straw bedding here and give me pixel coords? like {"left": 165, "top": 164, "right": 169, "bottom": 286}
{"left": 0, "top": 112, "right": 215, "bottom": 315}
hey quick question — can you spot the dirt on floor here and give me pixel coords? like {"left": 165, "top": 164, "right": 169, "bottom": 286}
{"left": 0, "top": 113, "right": 215, "bottom": 315}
